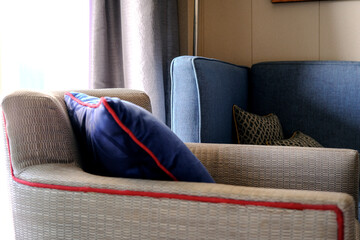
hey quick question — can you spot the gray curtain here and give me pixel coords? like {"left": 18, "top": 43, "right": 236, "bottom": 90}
{"left": 90, "top": 0, "right": 179, "bottom": 125}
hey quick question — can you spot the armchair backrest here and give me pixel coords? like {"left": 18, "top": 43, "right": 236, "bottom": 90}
{"left": 2, "top": 89, "right": 151, "bottom": 175}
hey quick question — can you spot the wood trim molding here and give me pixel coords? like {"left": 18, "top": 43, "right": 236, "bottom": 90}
{"left": 272, "top": 0, "right": 317, "bottom": 3}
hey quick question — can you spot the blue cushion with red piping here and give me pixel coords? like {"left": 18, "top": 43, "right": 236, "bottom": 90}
{"left": 64, "top": 92, "right": 214, "bottom": 183}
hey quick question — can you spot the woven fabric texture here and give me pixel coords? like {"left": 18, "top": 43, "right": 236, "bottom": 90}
{"left": 2, "top": 91, "right": 80, "bottom": 175}
{"left": 186, "top": 143, "right": 359, "bottom": 207}
{"left": 233, "top": 105, "right": 284, "bottom": 144}
{"left": 2, "top": 89, "right": 359, "bottom": 240}
{"left": 14, "top": 163, "right": 357, "bottom": 240}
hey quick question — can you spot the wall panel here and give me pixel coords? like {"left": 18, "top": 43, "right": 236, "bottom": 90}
{"left": 179, "top": 0, "right": 360, "bottom": 66}
{"left": 252, "top": 0, "right": 319, "bottom": 63}
{"left": 198, "top": 0, "right": 252, "bottom": 66}
{"left": 320, "top": 1, "right": 360, "bottom": 61}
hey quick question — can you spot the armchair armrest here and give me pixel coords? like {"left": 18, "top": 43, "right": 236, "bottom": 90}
{"left": 1, "top": 89, "right": 151, "bottom": 175}
{"left": 12, "top": 163, "right": 358, "bottom": 240}
{"left": 187, "top": 143, "right": 359, "bottom": 208}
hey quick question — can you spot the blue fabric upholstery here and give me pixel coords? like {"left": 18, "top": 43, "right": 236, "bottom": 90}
{"left": 170, "top": 56, "right": 249, "bottom": 143}
{"left": 250, "top": 61, "right": 360, "bottom": 151}
{"left": 171, "top": 56, "right": 360, "bottom": 152}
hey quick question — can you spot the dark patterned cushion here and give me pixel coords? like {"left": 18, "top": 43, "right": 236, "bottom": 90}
{"left": 266, "top": 131, "right": 323, "bottom": 147}
{"left": 233, "top": 105, "right": 284, "bottom": 145}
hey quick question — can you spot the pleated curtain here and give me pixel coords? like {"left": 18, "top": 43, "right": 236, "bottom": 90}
{"left": 90, "top": 0, "right": 179, "bottom": 125}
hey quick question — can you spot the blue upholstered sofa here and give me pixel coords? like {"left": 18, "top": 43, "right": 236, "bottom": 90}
{"left": 170, "top": 56, "right": 360, "bottom": 152}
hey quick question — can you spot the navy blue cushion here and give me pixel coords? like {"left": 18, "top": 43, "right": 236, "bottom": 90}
{"left": 64, "top": 92, "right": 215, "bottom": 183}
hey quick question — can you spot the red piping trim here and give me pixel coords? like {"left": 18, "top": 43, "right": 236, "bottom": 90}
{"left": 64, "top": 92, "right": 178, "bottom": 181}
{"left": 2, "top": 108, "right": 345, "bottom": 240}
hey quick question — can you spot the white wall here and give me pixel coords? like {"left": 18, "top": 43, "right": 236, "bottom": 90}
{"left": 180, "top": 0, "right": 360, "bottom": 67}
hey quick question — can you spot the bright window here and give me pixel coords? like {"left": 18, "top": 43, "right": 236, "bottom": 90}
{"left": 0, "top": 0, "right": 90, "bottom": 94}
{"left": 0, "top": 1, "right": 90, "bottom": 238}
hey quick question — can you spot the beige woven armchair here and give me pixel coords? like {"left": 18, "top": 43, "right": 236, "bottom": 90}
{"left": 2, "top": 89, "right": 359, "bottom": 240}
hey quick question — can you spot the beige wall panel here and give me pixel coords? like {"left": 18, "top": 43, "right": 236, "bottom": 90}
{"left": 198, "top": 0, "right": 252, "bottom": 66}
{"left": 320, "top": 1, "right": 360, "bottom": 61}
{"left": 252, "top": 0, "right": 319, "bottom": 63}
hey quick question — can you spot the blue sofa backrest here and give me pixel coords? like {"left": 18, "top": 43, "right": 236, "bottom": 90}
{"left": 171, "top": 56, "right": 249, "bottom": 143}
{"left": 250, "top": 61, "right": 360, "bottom": 151}
{"left": 171, "top": 56, "right": 360, "bottom": 152}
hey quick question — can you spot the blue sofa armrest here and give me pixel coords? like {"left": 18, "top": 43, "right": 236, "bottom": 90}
{"left": 170, "top": 56, "right": 249, "bottom": 143}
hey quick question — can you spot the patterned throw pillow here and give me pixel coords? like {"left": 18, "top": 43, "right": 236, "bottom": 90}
{"left": 266, "top": 131, "right": 323, "bottom": 147}
{"left": 233, "top": 105, "right": 284, "bottom": 145}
